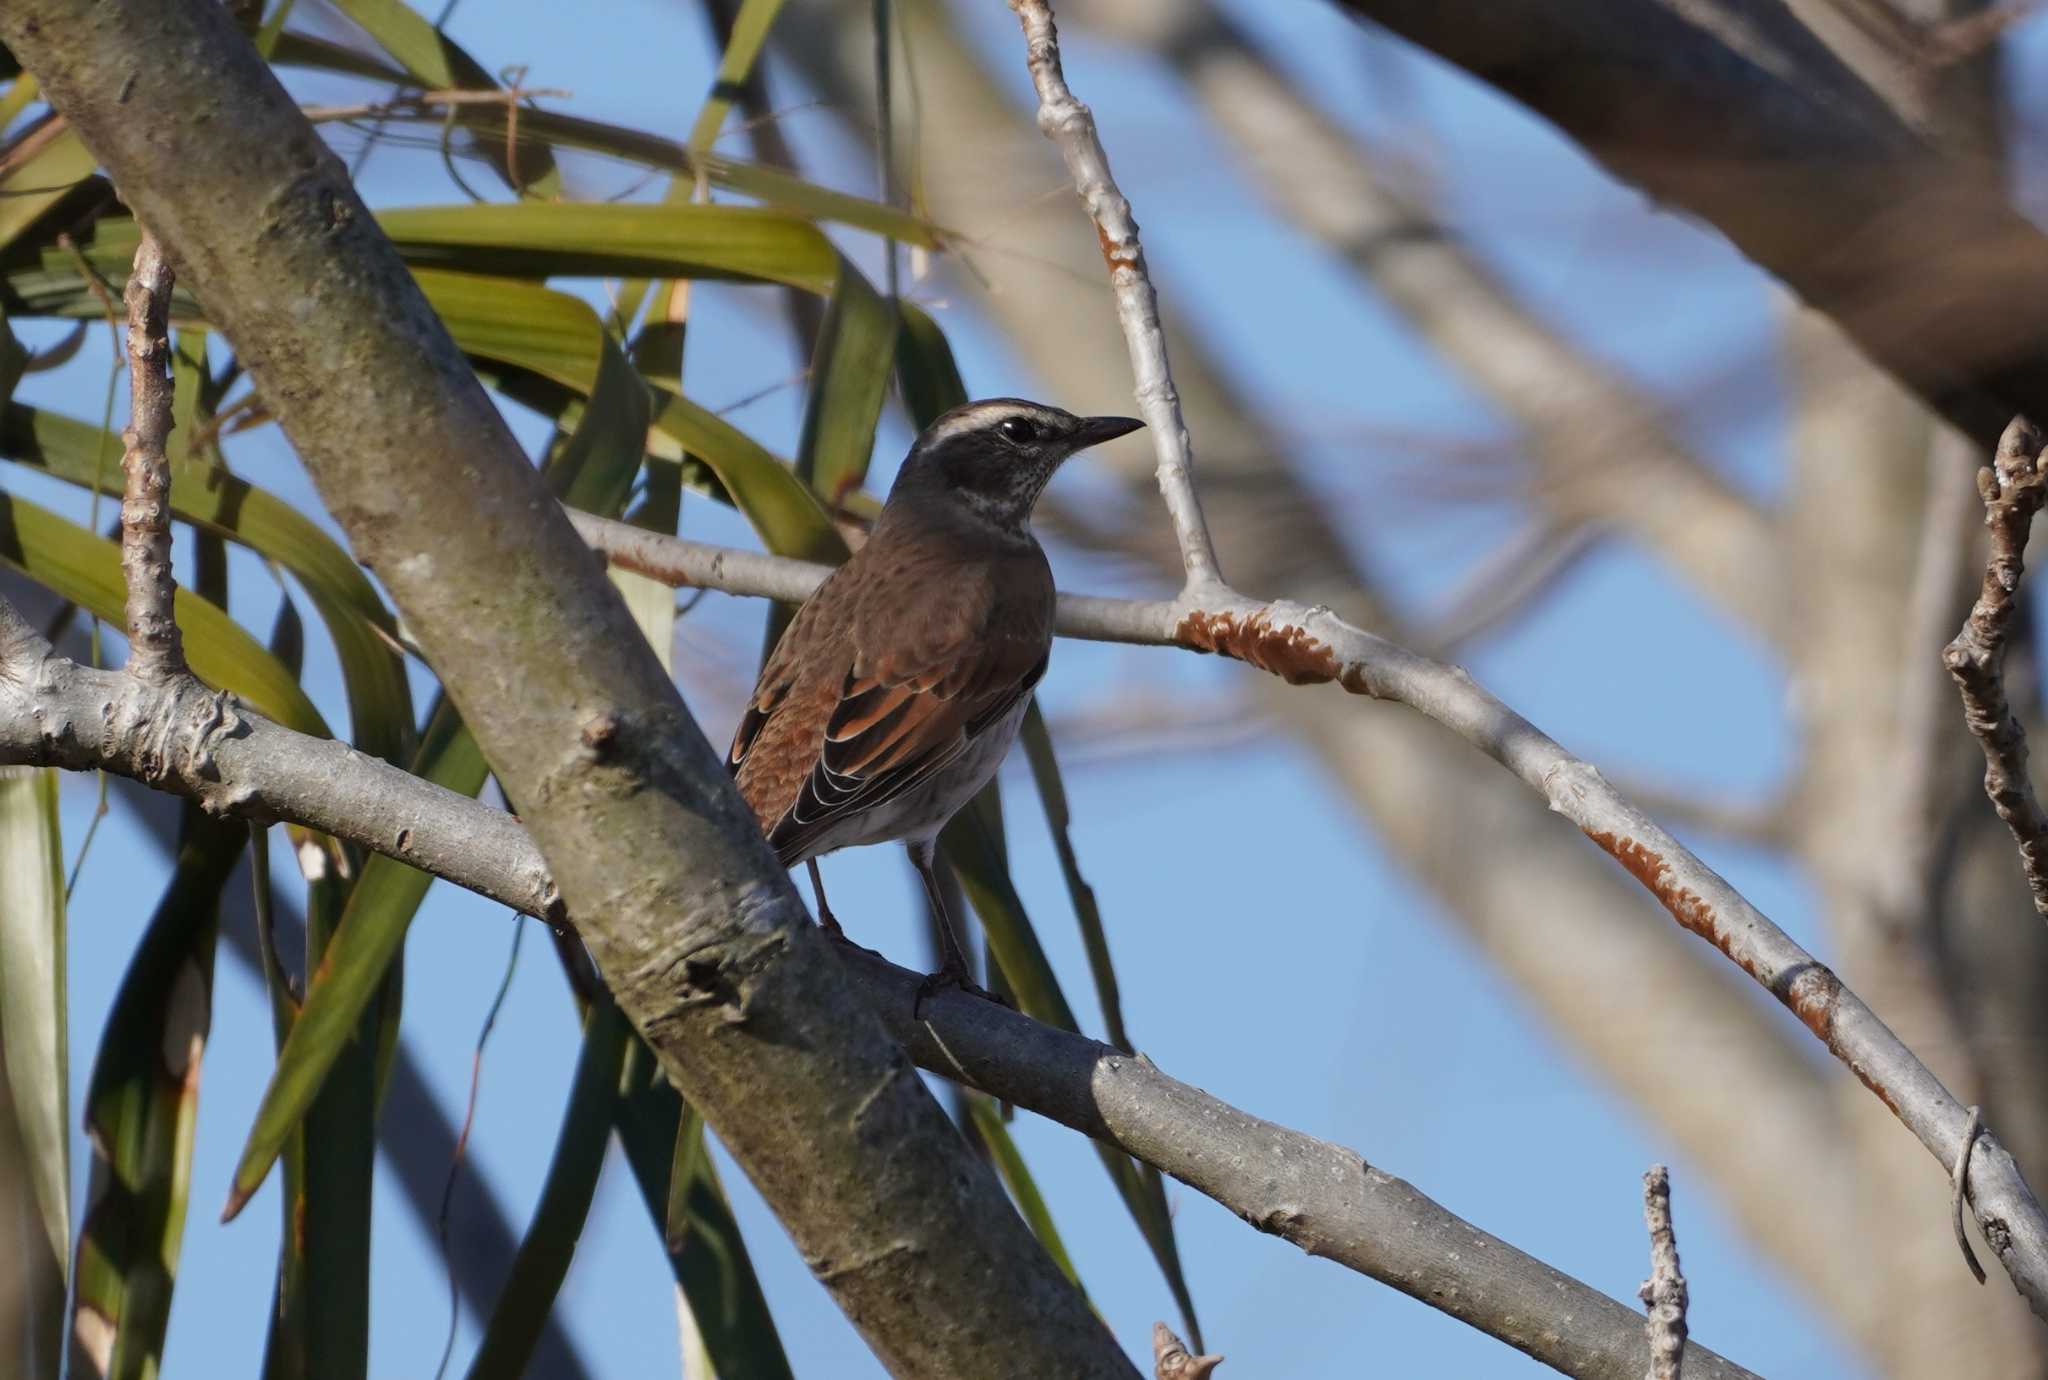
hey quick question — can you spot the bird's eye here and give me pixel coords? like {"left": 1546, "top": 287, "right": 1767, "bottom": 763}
{"left": 997, "top": 417, "right": 1038, "bottom": 445}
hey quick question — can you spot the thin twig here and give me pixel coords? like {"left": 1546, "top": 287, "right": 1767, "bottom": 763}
{"left": 118, "top": 230, "right": 185, "bottom": 683}
{"left": 1150, "top": 1321, "right": 1222, "bottom": 1380}
{"left": 1006, "top": 0, "right": 1222, "bottom": 593}
{"left": 1943, "top": 416, "right": 2048, "bottom": 919}
{"left": 1639, "top": 1166, "right": 1688, "bottom": 1380}
{"left": 301, "top": 86, "right": 572, "bottom": 125}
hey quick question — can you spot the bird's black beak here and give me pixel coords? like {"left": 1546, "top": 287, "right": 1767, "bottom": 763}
{"left": 1073, "top": 415, "right": 1145, "bottom": 449}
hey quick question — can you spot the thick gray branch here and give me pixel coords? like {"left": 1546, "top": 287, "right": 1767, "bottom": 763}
{"left": 0, "top": 4, "right": 1127, "bottom": 1376}
{"left": 1334, "top": 0, "right": 2048, "bottom": 451}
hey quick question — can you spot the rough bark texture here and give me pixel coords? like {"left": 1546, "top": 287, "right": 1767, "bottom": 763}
{"left": 0, "top": 4, "right": 1128, "bottom": 1376}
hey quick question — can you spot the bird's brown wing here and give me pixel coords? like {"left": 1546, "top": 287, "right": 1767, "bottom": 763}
{"left": 730, "top": 555, "right": 1051, "bottom": 865}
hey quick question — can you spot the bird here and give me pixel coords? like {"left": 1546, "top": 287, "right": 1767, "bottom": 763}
{"left": 728, "top": 397, "right": 1143, "bottom": 989}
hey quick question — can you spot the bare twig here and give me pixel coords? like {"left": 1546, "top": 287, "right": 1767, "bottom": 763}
{"left": 118, "top": 230, "right": 185, "bottom": 683}
{"left": 1150, "top": 1321, "right": 1222, "bottom": 1380}
{"left": 1944, "top": 416, "right": 2048, "bottom": 919}
{"left": 300, "top": 86, "right": 572, "bottom": 126}
{"left": 1639, "top": 1166, "right": 1688, "bottom": 1380}
{"left": 1006, "top": 0, "right": 1222, "bottom": 593}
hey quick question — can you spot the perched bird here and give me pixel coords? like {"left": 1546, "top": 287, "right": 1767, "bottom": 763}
{"left": 729, "top": 397, "right": 1143, "bottom": 986}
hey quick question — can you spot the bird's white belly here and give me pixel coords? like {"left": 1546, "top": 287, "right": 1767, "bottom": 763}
{"left": 804, "top": 696, "right": 1032, "bottom": 858}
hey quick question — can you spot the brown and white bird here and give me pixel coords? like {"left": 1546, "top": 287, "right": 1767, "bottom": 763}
{"left": 729, "top": 397, "right": 1142, "bottom": 983}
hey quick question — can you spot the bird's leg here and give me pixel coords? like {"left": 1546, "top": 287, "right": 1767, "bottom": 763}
{"left": 804, "top": 858, "right": 845, "bottom": 937}
{"left": 908, "top": 840, "right": 1002, "bottom": 1013}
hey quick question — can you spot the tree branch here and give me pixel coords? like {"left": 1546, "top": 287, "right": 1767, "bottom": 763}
{"left": 0, "top": 598, "right": 1761, "bottom": 1378}
{"left": 1006, "top": 0, "right": 1223, "bottom": 594}
{"left": 562, "top": 507, "right": 2048, "bottom": 1319}
{"left": 0, "top": 4, "right": 1128, "bottom": 1376}
{"left": 1945, "top": 415, "right": 2048, "bottom": 919}
{"left": 1639, "top": 1166, "right": 1688, "bottom": 1380}
{"left": 117, "top": 231, "right": 184, "bottom": 684}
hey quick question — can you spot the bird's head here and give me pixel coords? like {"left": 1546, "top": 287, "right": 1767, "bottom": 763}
{"left": 886, "top": 397, "right": 1144, "bottom": 533}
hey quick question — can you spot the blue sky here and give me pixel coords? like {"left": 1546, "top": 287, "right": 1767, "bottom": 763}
{"left": 15, "top": 0, "right": 1979, "bottom": 1374}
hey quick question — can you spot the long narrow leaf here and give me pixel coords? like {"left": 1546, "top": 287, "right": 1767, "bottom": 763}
{"left": 0, "top": 117, "right": 96, "bottom": 253}
{"left": 0, "top": 491, "right": 327, "bottom": 735}
{"left": 380, "top": 202, "right": 840, "bottom": 293}
{"left": 966, "top": 1096, "right": 1086, "bottom": 1297}
{"left": 0, "top": 765, "right": 66, "bottom": 1281}
{"left": 463, "top": 997, "right": 629, "bottom": 1379}
{"left": 794, "top": 260, "right": 896, "bottom": 504}
{"left": 1020, "top": 704, "right": 1131, "bottom": 1052}
{"left": 686, "top": 0, "right": 792, "bottom": 152}
{"left": 224, "top": 340, "right": 645, "bottom": 1216}
{"left": 70, "top": 808, "right": 240, "bottom": 1380}
{"left": 0, "top": 404, "right": 411, "bottom": 762}
{"left": 943, "top": 789, "right": 1204, "bottom": 1351}
{"left": 613, "top": 1041, "right": 793, "bottom": 1380}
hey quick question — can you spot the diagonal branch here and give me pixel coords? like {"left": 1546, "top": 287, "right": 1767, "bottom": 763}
{"left": 1945, "top": 415, "right": 2048, "bottom": 919}
{"left": 0, "top": 587, "right": 1760, "bottom": 1380}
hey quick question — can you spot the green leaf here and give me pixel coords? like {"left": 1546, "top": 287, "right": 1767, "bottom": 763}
{"left": 380, "top": 202, "right": 842, "bottom": 293}
{"left": 246, "top": 828, "right": 307, "bottom": 1380}
{"left": 323, "top": 0, "right": 561, "bottom": 196}
{"left": 70, "top": 807, "right": 240, "bottom": 1380}
{"left": 463, "top": 996, "right": 630, "bottom": 1380}
{"left": 222, "top": 701, "right": 484, "bottom": 1223}
{"left": 967, "top": 1096, "right": 1086, "bottom": 1297}
{"left": 613, "top": 1040, "right": 794, "bottom": 1380}
{"left": 795, "top": 260, "right": 897, "bottom": 504}
{"left": 0, "top": 403, "right": 408, "bottom": 760}
{"left": 648, "top": 388, "right": 846, "bottom": 564}
{"left": 0, "top": 117, "right": 98, "bottom": 253}
{"left": 0, "top": 490, "right": 328, "bottom": 736}
{"left": 0, "top": 765, "right": 67, "bottom": 1282}
{"left": 942, "top": 790, "right": 1205, "bottom": 1353}
{"left": 296, "top": 858, "right": 374, "bottom": 1380}
{"left": 687, "top": 0, "right": 791, "bottom": 152}
{"left": 895, "top": 300, "right": 970, "bottom": 422}
{"left": 222, "top": 351, "right": 646, "bottom": 1218}
{"left": 1020, "top": 705, "right": 1131, "bottom": 1052}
